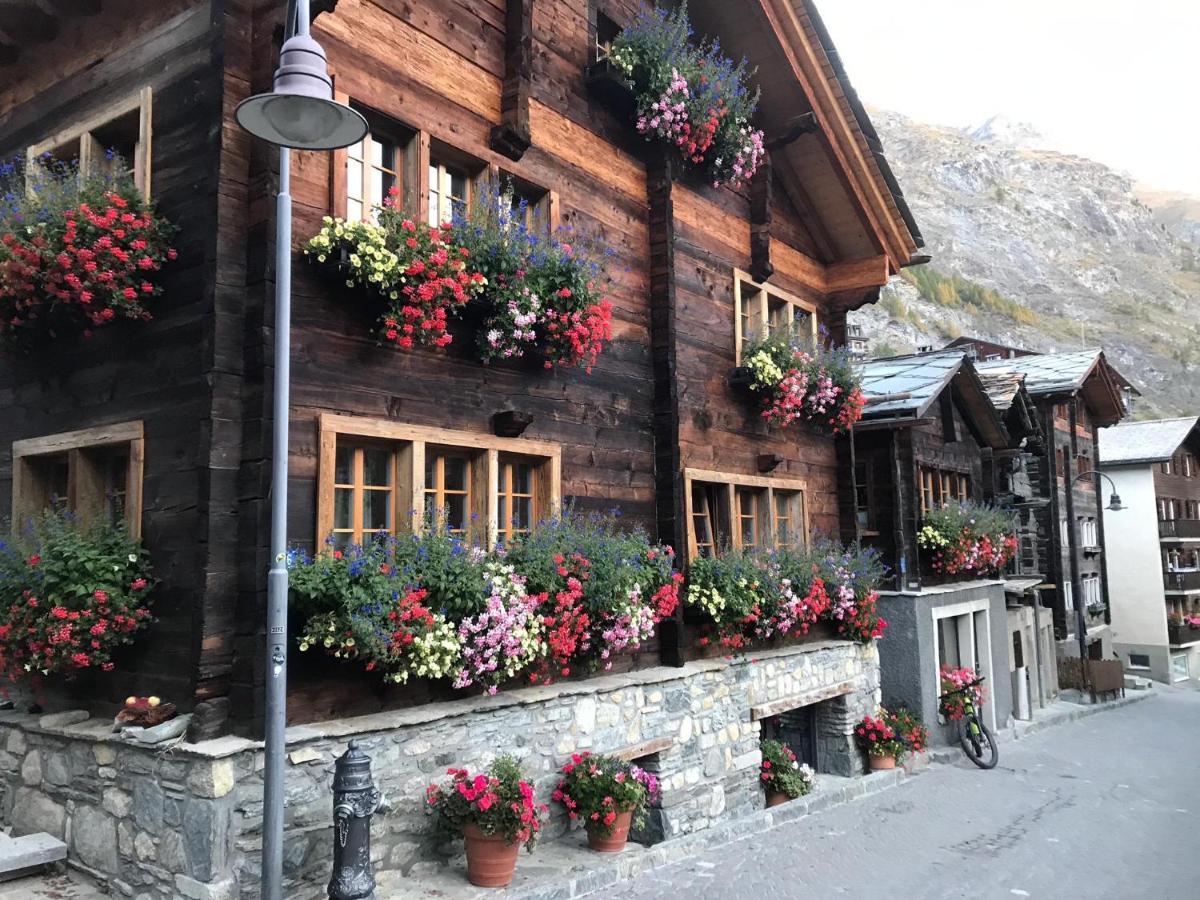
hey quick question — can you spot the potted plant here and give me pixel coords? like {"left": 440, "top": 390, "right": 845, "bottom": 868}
{"left": 553, "top": 751, "right": 659, "bottom": 852}
{"left": 884, "top": 707, "right": 929, "bottom": 757}
{"left": 425, "top": 757, "right": 545, "bottom": 887}
{"left": 759, "top": 739, "right": 815, "bottom": 807}
{"left": 738, "top": 331, "right": 865, "bottom": 435}
{"left": 854, "top": 712, "right": 907, "bottom": 770}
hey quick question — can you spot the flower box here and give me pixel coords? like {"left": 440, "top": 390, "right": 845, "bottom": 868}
{"left": 583, "top": 59, "right": 637, "bottom": 120}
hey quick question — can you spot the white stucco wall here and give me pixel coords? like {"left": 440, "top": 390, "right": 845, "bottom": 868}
{"left": 1101, "top": 464, "right": 1171, "bottom": 679}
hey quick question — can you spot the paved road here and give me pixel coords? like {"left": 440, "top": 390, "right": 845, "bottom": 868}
{"left": 611, "top": 689, "right": 1200, "bottom": 900}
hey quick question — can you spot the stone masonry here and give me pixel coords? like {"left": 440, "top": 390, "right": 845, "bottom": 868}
{"left": 0, "top": 639, "right": 879, "bottom": 899}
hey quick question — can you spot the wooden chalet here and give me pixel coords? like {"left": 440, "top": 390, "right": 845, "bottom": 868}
{"left": 0, "top": 0, "right": 922, "bottom": 739}
{"left": 975, "top": 349, "right": 1134, "bottom": 656}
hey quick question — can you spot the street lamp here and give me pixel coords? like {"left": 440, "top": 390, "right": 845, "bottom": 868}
{"left": 1068, "top": 469, "right": 1122, "bottom": 684}
{"left": 235, "top": 3, "right": 367, "bottom": 899}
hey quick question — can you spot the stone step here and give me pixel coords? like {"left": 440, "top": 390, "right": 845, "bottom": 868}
{"left": 1123, "top": 675, "right": 1154, "bottom": 691}
{"left": 0, "top": 832, "right": 67, "bottom": 882}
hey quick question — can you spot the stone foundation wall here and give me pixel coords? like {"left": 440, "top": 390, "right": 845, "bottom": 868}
{"left": 0, "top": 639, "right": 878, "bottom": 899}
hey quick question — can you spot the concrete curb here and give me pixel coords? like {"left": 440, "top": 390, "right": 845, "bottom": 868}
{"left": 926, "top": 690, "right": 1154, "bottom": 766}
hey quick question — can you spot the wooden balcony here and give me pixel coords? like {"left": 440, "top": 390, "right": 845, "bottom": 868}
{"left": 1163, "top": 570, "right": 1200, "bottom": 593}
{"left": 1159, "top": 519, "right": 1200, "bottom": 540}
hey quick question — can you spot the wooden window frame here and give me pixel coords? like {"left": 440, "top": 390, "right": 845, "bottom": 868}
{"left": 494, "top": 166, "right": 560, "bottom": 235}
{"left": 732, "top": 269, "right": 819, "bottom": 364}
{"left": 28, "top": 87, "right": 153, "bottom": 199}
{"left": 331, "top": 442, "right": 399, "bottom": 547}
{"left": 496, "top": 453, "right": 543, "bottom": 545}
{"left": 919, "top": 465, "right": 969, "bottom": 516}
{"left": 682, "top": 468, "right": 809, "bottom": 564}
{"left": 12, "top": 421, "right": 145, "bottom": 538}
{"left": 317, "top": 414, "right": 560, "bottom": 549}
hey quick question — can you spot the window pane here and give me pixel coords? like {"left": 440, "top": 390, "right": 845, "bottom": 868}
{"left": 499, "top": 495, "right": 510, "bottom": 532}
{"left": 362, "top": 489, "right": 391, "bottom": 531}
{"left": 369, "top": 167, "right": 384, "bottom": 207}
{"left": 334, "top": 488, "right": 353, "bottom": 529}
{"left": 348, "top": 138, "right": 365, "bottom": 163}
{"left": 335, "top": 447, "right": 353, "bottom": 485}
{"left": 331, "top": 532, "right": 353, "bottom": 551}
{"left": 362, "top": 448, "right": 391, "bottom": 487}
{"left": 512, "top": 462, "right": 532, "bottom": 495}
{"left": 347, "top": 158, "right": 363, "bottom": 199}
{"left": 347, "top": 198, "right": 364, "bottom": 223}
{"left": 511, "top": 496, "right": 532, "bottom": 531}
{"left": 445, "top": 493, "right": 468, "bottom": 532}
{"left": 443, "top": 456, "right": 468, "bottom": 492}
{"left": 368, "top": 138, "right": 384, "bottom": 167}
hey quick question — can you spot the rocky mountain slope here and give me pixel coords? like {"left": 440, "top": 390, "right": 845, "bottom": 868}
{"left": 850, "top": 111, "right": 1200, "bottom": 416}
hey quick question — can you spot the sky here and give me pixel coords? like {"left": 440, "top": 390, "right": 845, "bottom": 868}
{"left": 816, "top": 0, "right": 1200, "bottom": 197}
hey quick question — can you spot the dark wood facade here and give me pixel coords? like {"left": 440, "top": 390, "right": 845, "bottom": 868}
{"left": 837, "top": 356, "right": 1008, "bottom": 590}
{"left": 0, "top": 0, "right": 920, "bottom": 736}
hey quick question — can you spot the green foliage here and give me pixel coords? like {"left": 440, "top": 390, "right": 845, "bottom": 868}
{"left": 0, "top": 513, "right": 154, "bottom": 679}
{"left": 553, "top": 751, "right": 657, "bottom": 835}
{"left": 901, "top": 265, "right": 1037, "bottom": 325}
{"left": 426, "top": 756, "right": 545, "bottom": 849}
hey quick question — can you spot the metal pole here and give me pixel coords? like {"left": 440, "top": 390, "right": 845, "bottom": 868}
{"left": 262, "top": 142, "right": 292, "bottom": 900}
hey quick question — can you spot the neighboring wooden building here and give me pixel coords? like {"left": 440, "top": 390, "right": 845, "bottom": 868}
{"left": 837, "top": 349, "right": 1019, "bottom": 737}
{"left": 975, "top": 348, "right": 1134, "bottom": 659}
{"left": 0, "top": 0, "right": 922, "bottom": 739}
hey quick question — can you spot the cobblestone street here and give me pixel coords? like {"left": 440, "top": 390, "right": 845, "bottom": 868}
{"left": 610, "top": 690, "right": 1200, "bottom": 900}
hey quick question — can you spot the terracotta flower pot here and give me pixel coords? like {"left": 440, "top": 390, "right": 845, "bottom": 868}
{"left": 586, "top": 809, "right": 633, "bottom": 853}
{"left": 869, "top": 753, "right": 897, "bottom": 770}
{"left": 463, "top": 823, "right": 521, "bottom": 888}
{"left": 765, "top": 789, "right": 790, "bottom": 808}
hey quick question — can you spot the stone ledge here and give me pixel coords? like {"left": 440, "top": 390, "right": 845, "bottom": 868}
{"left": 0, "top": 638, "right": 867, "bottom": 761}
{"left": 878, "top": 579, "right": 1006, "bottom": 598}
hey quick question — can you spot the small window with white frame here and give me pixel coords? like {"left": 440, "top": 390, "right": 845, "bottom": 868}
{"left": 28, "top": 87, "right": 153, "bottom": 198}
{"left": 733, "top": 269, "right": 818, "bottom": 363}
{"left": 12, "top": 422, "right": 144, "bottom": 537}
{"left": 1171, "top": 653, "right": 1190, "bottom": 682}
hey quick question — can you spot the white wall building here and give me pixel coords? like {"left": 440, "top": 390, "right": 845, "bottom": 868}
{"left": 1099, "top": 417, "right": 1200, "bottom": 685}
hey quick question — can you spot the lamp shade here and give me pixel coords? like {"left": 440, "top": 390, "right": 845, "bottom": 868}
{"left": 235, "top": 34, "right": 368, "bottom": 150}
{"left": 1107, "top": 492, "right": 1122, "bottom": 512}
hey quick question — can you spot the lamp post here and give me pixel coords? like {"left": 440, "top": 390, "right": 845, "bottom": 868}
{"left": 235, "top": 3, "right": 367, "bottom": 898}
{"left": 1068, "top": 469, "right": 1122, "bottom": 684}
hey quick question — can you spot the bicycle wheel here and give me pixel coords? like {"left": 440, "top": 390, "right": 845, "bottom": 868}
{"left": 957, "top": 716, "right": 999, "bottom": 769}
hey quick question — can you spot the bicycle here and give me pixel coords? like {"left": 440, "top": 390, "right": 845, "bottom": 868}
{"left": 939, "top": 675, "right": 998, "bottom": 769}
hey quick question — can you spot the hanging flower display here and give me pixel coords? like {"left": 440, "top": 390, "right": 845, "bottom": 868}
{"left": 685, "top": 540, "right": 887, "bottom": 650}
{"left": 917, "top": 501, "right": 1018, "bottom": 577}
{"left": 0, "top": 153, "right": 176, "bottom": 352}
{"left": 603, "top": 3, "right": 765, "bottom": 188}
{"left": 938, "top": 665, "right": 986, "bottom": 720}
{"left": 0, "top": 514, "right": 155, "bottom": 680}
{"left": 740, "top": 331, "right": 865, "bottom": 434}
{"left": 303, "top": 182, "right": 615, "bottom": 371}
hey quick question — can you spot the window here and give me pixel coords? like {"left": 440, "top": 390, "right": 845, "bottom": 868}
{"left": 1083, "top": 574, "right": 1103, "bottom": 611}
{"left": 592, "top": 9, "right": 621, "bottom": 62}
{"left": 919, "top": 466, "right": 969, "bottom": 515}
{"left": 1076, "top": 452, "right": 1093, "bottom": 479}
{"left": 1062, "top": 581, "right": 1073, "bottom": 611}
{"left": 500, "top": 173, "right": 556, "bottom": 235}
{"left": 732, "top": 270, "right": 818, "bottom": 363}
{"left": 332, "top": 444, "right": 397, "bottom": 548}
{"left": 343, "top": 111, "right": 415, "bottom": 223}
{"left": 1079, "top": 517, "right": 1098, "bottom": 548}
{"left": 684, "top": 469, "right": 808, "bottom": 561}
{"left": 424, "top": 449, "right": 473, "bottom": 535}
{"left": 317, "top": 416, "right": 560, "bottom": 549}
{"left": 28, "top": 87, "right": 153, "bottom": 198}
{"left": 497, "top": 455, "right": 537, "bottom": 544}
{"left": 853, "top": 460, "right": 874, "bottom": 532}
{"left": 1128, "top": 653, "right": 1151, "bottom": 671}
{"left": 428, "top": 154, "right": 472, "bottom": 227}
{"left": 12, "top": 421, "right": 144, "bottom": 538}
{"left": 1172, "top": 653, "right": 1190, "bottom": 683}
{"left": 1162, "top": 459, "right": 1173, "bottom": 475}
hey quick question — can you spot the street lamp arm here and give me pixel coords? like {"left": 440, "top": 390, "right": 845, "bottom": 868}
{"left": 1069, "top": 468, "right": 1122, "bottom": 513}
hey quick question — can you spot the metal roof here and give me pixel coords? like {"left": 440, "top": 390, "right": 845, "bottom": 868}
{"left": 856, "top": 349, "right": 966, "bottom": 417}
{"left": 1098, "top": 417, "right": 1200, "bottom": 466}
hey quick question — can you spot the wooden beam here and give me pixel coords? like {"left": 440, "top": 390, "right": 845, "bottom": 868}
{"left": 488, "top": 0, "right": 533, "bottom": 161}
{"left": 824, "top": 255, "right": 889, "bottom": 293}
{"left": 749, "top": 156, "right": 773, "bottom": 282}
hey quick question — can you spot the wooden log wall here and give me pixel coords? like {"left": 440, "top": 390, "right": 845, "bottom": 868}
{"left": 2, "top": 0, "right": 899, "bottom": 734}
{"left": 0, "top": 0, "right": 226, "bottom": 720}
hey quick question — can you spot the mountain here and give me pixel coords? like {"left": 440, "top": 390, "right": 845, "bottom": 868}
{"left": 850, "top": 111, "right": 1200, "bottom": 417}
